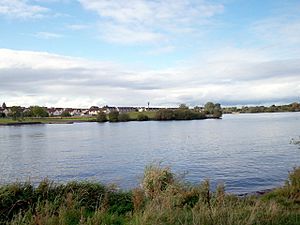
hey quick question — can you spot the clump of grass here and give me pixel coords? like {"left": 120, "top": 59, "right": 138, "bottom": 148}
{"left": 142, "top": 164, "right": 174, "bottom": 199}
{"left": 1, "top": 166, "right": 300, "bottom": 225}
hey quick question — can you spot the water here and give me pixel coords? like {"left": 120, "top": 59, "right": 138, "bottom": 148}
{"left": 0, "top": 112, "right": 299, "bottom": 194}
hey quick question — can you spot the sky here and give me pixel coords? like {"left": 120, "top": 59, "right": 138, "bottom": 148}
{"left": 0, "top": 0, "right": 300, "bottom": 108}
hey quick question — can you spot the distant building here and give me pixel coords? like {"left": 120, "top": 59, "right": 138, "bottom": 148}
{"left": 47, "top": 108, "right": 64, "bottom": 116}
{"left": 102, "top": 106, "right": 118, "bottom": 114}
{"left": 117, "top": 107, "right": 137, "bottom": 113}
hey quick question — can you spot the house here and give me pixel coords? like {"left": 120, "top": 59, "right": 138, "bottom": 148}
{"left": 102, "top": 106, "right": 118, "bottom": 114}
{"left": 117, "top": 107, "right": 138, "bottom": 113}
{"left": 87, "top": 106, "right": 102, "bottom": 116}
{"left": 48, "top": 108, "right": 64, "bottom": 116}
{"left": 69, "top": 108, "right": 85, "bottom": 116}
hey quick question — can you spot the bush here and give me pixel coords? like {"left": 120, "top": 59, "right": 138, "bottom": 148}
{"left": 142, "top": 164, "right": 174, "bottom": 198}
{"left": 137, "top": 113, "right": 149, "bottom": 121}
{"left": 155, "top": 109, "right": 174, "bottom": 120}
{"left": 173, "top": 109, "right": 199, "bottom": 120}
{"left": 118, "top": 113, "right": 130, "bottom": 122}
{"left": 61, "top": 111, "right": 71, "bottom": 117}
{"left": 96, "top": 112, "right": 107, "bottom": 122}
{"left": 108, "top": 111, "right": 119, "bottom": 122}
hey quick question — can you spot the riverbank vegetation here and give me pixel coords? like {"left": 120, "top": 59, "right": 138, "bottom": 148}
{"left": 0, "top": 165, "right": 299, "bottom": 224}
{"left": 223, "top": 102, "right": 300, "bottom": 114}
{"left": 0, "top": 103, "right": 222, "bottom": 125}
{"left": 95, "top": 103, "right": 222, "bottom": 123}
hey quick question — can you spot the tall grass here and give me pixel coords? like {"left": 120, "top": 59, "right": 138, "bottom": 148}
{"left": 1, "top": 166, "right": 299, "bottom": 225}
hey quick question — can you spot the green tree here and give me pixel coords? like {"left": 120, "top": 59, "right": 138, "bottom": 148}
{"left": 30, "top": 106, "right": 49, "bottom": 117}
{"left": 96, "top": 112, "right": 107, "bottom": 122}
{"left": 61, "top": 110, "right": 71, "bottom": 117}
{"left": 204, "top": 102, "right": 222, "bottom": 118}
{"left": 118, "top": 113, "right": 130, "bottom": 122}
{"left": 204, "top": 102, "right": 215, "bottom": 114}
{"left": 8, "top": 106, "right": 23, "bottom": 120}
{"left": 178, "top": 104, "right": 188, "bottom": 109}
{"left": 108, "top": 111, "right": 119, "bottom": 122}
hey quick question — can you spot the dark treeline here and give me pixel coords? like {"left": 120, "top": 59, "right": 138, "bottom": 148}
{"left": 96, "top": 102, "right": 223, "bottom": 123}
{"left": 223, "top": 102, "right": 300, "bottom": 114}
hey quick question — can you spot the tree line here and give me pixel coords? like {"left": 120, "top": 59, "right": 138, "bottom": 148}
{"left": 223, "top": 102, "right": 300, "bottom": 114}
{"left": 96, "top": 102, "right": 223, "bottom": 123}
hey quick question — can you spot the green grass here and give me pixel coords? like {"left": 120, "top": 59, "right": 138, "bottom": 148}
{"left": 128, "top": 111, "right": 156, "bottom": 120}
{"left": 0, "top": 117, "right": 96, "bottom": 125}
{"left": 1, "top": 166, "right": 299, "bottom": 225}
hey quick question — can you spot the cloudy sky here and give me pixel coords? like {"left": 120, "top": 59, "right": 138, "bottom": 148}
{"left": 0, "top": 0, "right": 300, "bottom": 108}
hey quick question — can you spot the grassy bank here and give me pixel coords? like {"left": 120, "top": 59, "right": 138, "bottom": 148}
{"left": 0, "top": 117, "right": 96, "bottom": 125}
{"left": 127, "top": 111, "right": 156, "bottom": 120}
{"left": 0, "top": 165, "right": 299, "bottom": 225}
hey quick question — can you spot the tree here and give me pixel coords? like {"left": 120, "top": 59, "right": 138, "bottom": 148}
{"left": 204, "top": 102, "right": 215, "bottom": 114}
{"left": 204, "top": 102, "right": 222, "bottom": 118}
{"left": 8, "top": 106, "right": 23, "bottom": 120}
{"left": 179, "top": 104, "right": 188, "bottom": 109}
{"left": 61, "top": 110, "right": 71, "bottom": 117}
{"left": 2, "top": 102, "right": 6, "bottom": 109}
{"left": 108, "top": 111, "right": 119, "bottom": 122}
{"left": 0, "top": 112, "right": 5, "bottom": 118}
{"left": 118, "top": 113, "right": 130, "bottom": 122}
{"left": 96, "top": 112, "right": 107, "bottom": 122}
{"left": 29, "top": 106, "right": 49, "bottom": 117}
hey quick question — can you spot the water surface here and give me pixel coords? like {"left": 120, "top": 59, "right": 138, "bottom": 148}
{"left": 0, "top": 112, "right": 299, "bottom": 194}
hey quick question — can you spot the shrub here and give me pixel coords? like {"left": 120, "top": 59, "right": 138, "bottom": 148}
{"left": 108, "top": 111, "right": 119, "bottom": 122}
{"left": 137, "top": 113, "right": 149, "bottom": 121}
{"left": 155, "top": 109, "right": 174, "bottom": 120}
{"left": 142, "top": 164, "right": 174, "bottom": 198}
{"left": 118, "top": 113, "right": 130, "bottom": 122}
{"left": 96, "top": 112, "right": 107, "bottom": 122}
{"left": 61, "top": 111, "right": 71, "bottom": 117}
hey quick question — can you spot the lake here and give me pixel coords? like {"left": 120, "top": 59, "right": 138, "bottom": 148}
{"left": 0, "top": 112, "right": 299, "bottom": 194}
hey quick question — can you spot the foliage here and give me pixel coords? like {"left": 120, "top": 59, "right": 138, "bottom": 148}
{"left": 223, "top": 102, "right": 300, "bottom": 114}
{"left": 96, "top": 111, "right": 107, "bottom": 122}
{"left": 204, "top": 102, "right": 222, "bottom": 117}
{"left": 155, "top": 109, "right": 174, "bottom": 120}
{"left": 142, "top": 164, "right": 174, "bottom": 198}
{"left": 136, "top": 113, "right": 149, "bottom": 121}
{"left": 108, "top": 111, "right": 119, "bottom": 122}
{"left": 24, "top": 106, "right": 49, "bottom": 118}
{"left": 61, "top": 111, "right": 71, "bottom": 117}
{"left": 1, "top": 166, "right": 300, "bottom": 224}
{"left": 178, "top": 104, "right": 189, "bottom": 109}
{"left": 8, "top": 106, "right": 23, "bottom": 120}
{"left": 0, "top": 112, "right": 5, "bottom": 118}
{"left": 118, "top": 113, "right": 130, "bottom": 122}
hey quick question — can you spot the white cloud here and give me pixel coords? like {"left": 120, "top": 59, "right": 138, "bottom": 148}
{"left": 79, "top": 0, "right": 224, "bottom": 44}
{"left": 34, "top": 31, "right": 64, "bottom": 39}
{"left": 66, "top": 24, "right": 90, "bottom": 30}
{"left": 253, "top": 17, "right": 300, "bottom": 45}
{"left": 1, "top": 48, "right": 300, "bottom": 107}
{"left": 0, "top": 0, "right": 49, "bottom": 19}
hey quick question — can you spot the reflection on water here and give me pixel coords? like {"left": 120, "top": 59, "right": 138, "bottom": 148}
{"left": 0, "top": 112, "right": 299, "bottom": 194}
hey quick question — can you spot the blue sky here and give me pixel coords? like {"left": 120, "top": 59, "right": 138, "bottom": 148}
{"left": 0, "top": 0, "right": 300, "bottom": 107}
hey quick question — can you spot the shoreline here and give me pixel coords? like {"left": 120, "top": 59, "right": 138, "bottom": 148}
{"left": 0, "top": 116, "right": 221, "bottom": 126}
